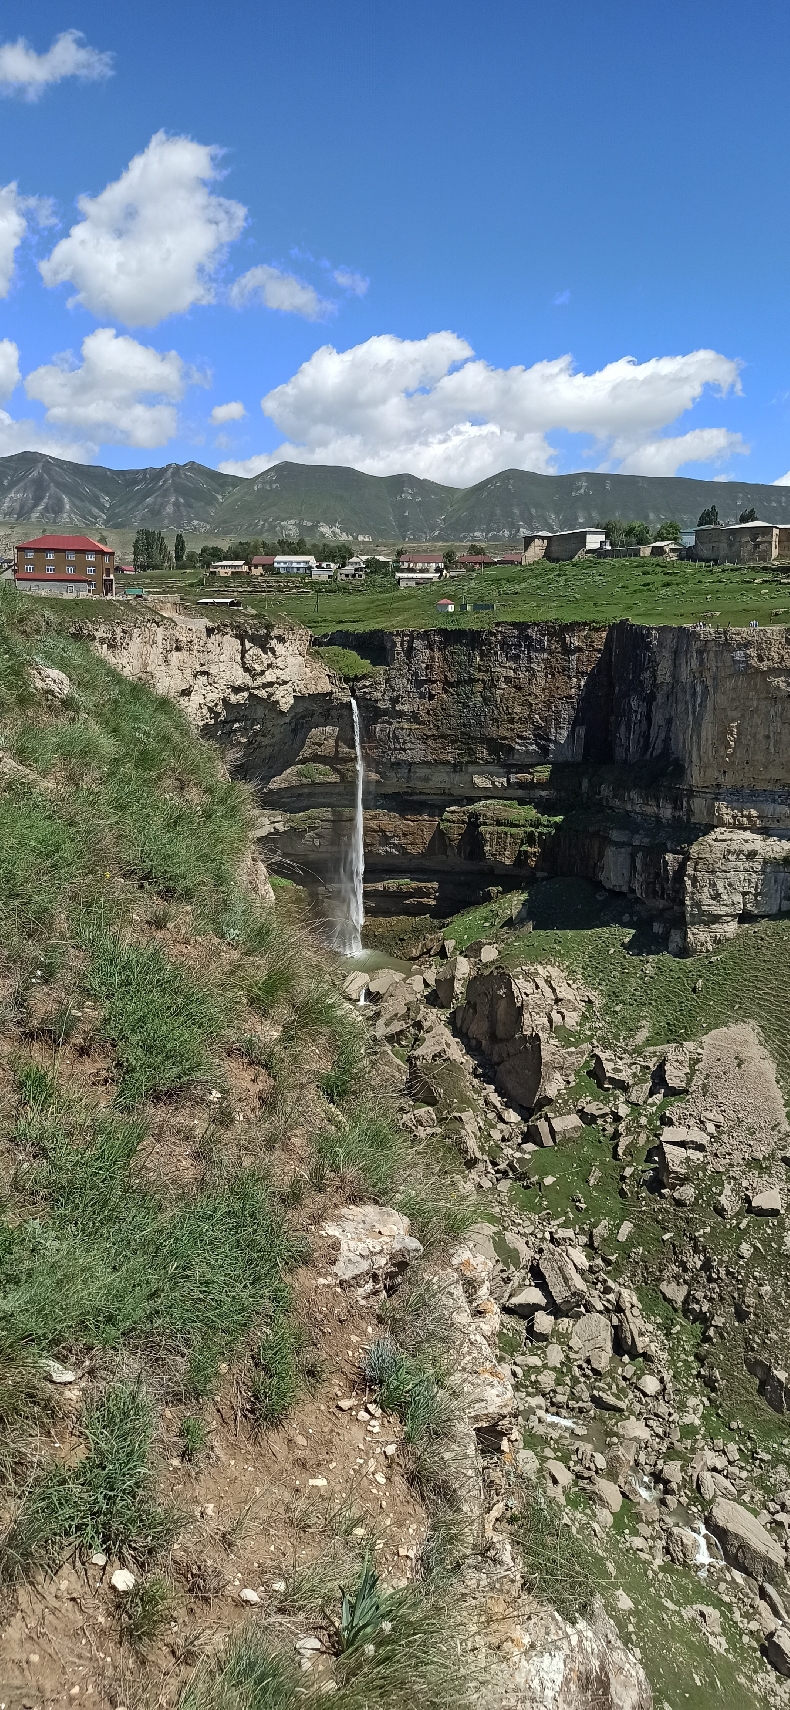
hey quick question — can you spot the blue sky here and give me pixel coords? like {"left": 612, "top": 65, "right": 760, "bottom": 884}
{"left": 1, "top": 0, "right": 790, "bottom": 488}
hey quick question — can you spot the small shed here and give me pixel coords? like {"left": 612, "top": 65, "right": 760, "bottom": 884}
{"left": 436, "top": 598, "right": 455, "bottom": 614}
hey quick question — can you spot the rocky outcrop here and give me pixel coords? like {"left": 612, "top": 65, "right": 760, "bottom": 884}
{"left": 456, "top": 964, "right": 588, "bottom": 1111}
{"left": 684, "top": 827, "right": 790, "bottom": 952}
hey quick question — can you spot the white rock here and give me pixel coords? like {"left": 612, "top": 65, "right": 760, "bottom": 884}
{"left": 41, "top": 1358, "right": 77, "bottom": 1384}
{"left": 29, "top": 664, "right": 72, "bottom": 700}
{"left": 239, "top": 1587, "right": 261, "bottom": 1604}
{"left": 110, "top": 1569, "right": 135, "bottom": 1594}
{"left": 322, "top": 1204, "right": 422, "bottom": 1283}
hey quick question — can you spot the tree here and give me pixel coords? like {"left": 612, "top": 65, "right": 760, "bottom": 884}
{"left": 738, "top": 507, "right": 757, "bottom": 524}
{"left": 654, "top": 520, "right": 681, "bottom": 543}
{"left": 174, "top": 532, "right": 186, "bottom": 565}
{"left": 199, "top": 544, "right": 224, "bottom": 569}
{"left": 697, "top": 505, "right": 719, "bottom": 527}
{"left": 622, "top": 520, "right": 653, "bottom": 547}
{"left": 133, "top": 529, "right": 173, "bottom": 573}
{"left": 466, "top": 542, "right": 485, "bottom": 558}
{"left": 443, "top": 548, "right": 457, "bottom": 568}
{"left": 601, "top": 518, "right": 624, "bottom": 546}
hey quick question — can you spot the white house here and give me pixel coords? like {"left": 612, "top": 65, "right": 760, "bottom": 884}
{"left": 396, "top": 570, "right": 441, "bottom": 589}
{"left": 274, "top": 555, "right": 317, "bottom": 574}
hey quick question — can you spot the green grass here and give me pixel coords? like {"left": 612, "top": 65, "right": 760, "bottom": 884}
{"left": 511, "top": 1487, "right": 597, "bottom": 1621}
{"left": 4, "top": 1091, "right": 299, "bottom": 1392}
{"left": 313, "top": 644, "right": 382, "bottom": 679}
{"left": 160, "top": 555, "right": 790, "bottom": 635}
{"left": 82, "top": 917, "right": 228, "bottom": 1102}
{"left": 2, "top": 1382, "right": 176, "bottom": 1578}
{"left": 0, "top": 600, "right": 254, "bottom": 958}
{"left": 179, "top": 1632, "right": 303, "bottom": 1710}
{"left": 311, "top": 1104, "right": 405, "bottom": 1196}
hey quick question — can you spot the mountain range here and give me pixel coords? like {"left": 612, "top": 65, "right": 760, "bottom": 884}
{"left": 2, "top": 451, "right": 790, "bottom": 541}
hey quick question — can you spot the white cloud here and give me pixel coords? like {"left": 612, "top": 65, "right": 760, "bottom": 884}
{"left": 25, "top": 327, "right": 190, "bottom": 448}
{"left": 612, "top": 427, "right": 746, "bottom": 477}
{"left": 229, "top": 264, "right": 335, "bottom": 321}
{"left": 0, "top": 184, "right": 28, "bottom": 296}
{"left": 334, "top": 266, "right": 369, "bottom": 297}
{"left": 217, "top": 332, "right": 743, "bottom": 485}
{"left": 0, "top": 338, "right": 20, "bottom": 400}
{"left": 0, "top": 411, "right": 93, "bottom": 460}
{"left": 211, "top": 399, "right": 245, "bottom": 423}
{"left": 0, "top": 29, "right": 113, "bottom": 98}
{"left": 39, "top": 131, "right": 246, "bottom": 327}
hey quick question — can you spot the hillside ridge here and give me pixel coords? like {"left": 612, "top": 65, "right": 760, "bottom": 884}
{"left": 3, "top": 450, "right": 790, "bottom": 539}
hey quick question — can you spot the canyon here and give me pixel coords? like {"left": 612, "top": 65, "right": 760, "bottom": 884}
{"left": 92, "top": 611, "right": 790, "bottom": 954}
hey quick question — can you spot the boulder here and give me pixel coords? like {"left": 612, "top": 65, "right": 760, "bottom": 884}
{"left": 667, "top": 1527, "right": 700, "bottom": 1567}
{"left": 589, "top": 1052, "right": 631, "bottom": 1092}
{"left": 763, "top": 1627, "right": 790, "bottom": 1678}
{"left": 533, "top": 1310, "right": 554, "bottom": 1340}
{"left": 538, "top": 1246, "right": 588, "bottom": 1313}
{"left": 549, "top": 1111, "right": 584, "bottom": 1143}
{"left": 595, "top": 1477, "right": 622, "bottom": 1513}
{"left": 343, "top": 970, "right": 369, "bottom": 1002}
{"left": 434, "top": 954, "right": 470, "bottom": 1009}
{"left": 707, "top": 1497, "right": 786, "bottom": 1581}
{"left": 660, "top": 1277, "right": 688, "bottom": 1311}
{"left": 507, "top": 1285, "right": 550, "bottom": 1318}
{"left": 322, "top": 1205, "right": 422, "bottom": 1284}
{"left": 514, "top": 1603, "right": 652, "bottom": 1710}
{"left": 751, "top": 1186, "right": 783, "bottom": 1216}
{"left": 456, "top": 964, "right": 579, "bottom": 1113}
{"left": 29, "top": 664, "right": 72, "bottom": 700}
{"left": 657, "top": 1140, "right": 692, "bottom": 1189}
{"left": 657, "top": 1046, "right": 694, "bottom": 1094}
{"left": 570, "top": 1312, "right": 613, "bottom": 1373}
{"left": 526, "top": 1117, "right": 554, "bottom": 1147}
{"left": 366, "top": 967, "right": 404, "bottom": 1000}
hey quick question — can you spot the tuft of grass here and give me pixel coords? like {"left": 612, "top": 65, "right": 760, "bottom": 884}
{"left": 179, "top": 1631, "right": 303, "bottom": 1710}
{"left": 122, "top": 1572, "right": 174, "bottom": 1648}
{"left": 179, "top": 1415, "right": 207, "bottom": 1460}
{"left": 360, "top": 1336, "right": 449, "bottom": 1451}
{"left": 312, "top": 1106, "right": 404, "bottom": 1197}
{"left": 1, "top": 1382, "right": 176, "bottom": 1579}
{"left": 244, "top": 1319, "right": 305, "bottom": 1429}
{"left": 0, "top": 1332, "right": 48, "bottom": 1438}
{"left": 510, "top": 1487, "right": 597, "bottom": 1622}
{"left": 81, "top": 917, "right": 226, "bottom": 1103}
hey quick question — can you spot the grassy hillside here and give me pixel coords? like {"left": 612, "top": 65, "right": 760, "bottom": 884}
{"left": 0, "top": 592, "right": 475, "bottom": 1708}
{"left": 141, "top": 550, "right": 790, "bottom": 635}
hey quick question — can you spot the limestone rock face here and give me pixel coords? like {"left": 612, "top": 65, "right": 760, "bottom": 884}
{"left": 495, "top": 1600, "right": 653, "bottom": 1710}
{"left": 684, "top": 828, "right": 790, "bottom": 954}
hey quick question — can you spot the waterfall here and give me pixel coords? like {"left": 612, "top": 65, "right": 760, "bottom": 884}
{"left": 335, "top": 697, "right": 365, "bottom": 955}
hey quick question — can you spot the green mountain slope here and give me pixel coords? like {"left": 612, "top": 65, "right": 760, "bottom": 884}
{"left": 2, "top": 451, "right": 790, "bottom": 540}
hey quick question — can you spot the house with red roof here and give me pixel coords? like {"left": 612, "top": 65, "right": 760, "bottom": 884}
{"left": 14, "top": 535, "right": 115, "bottom": 598}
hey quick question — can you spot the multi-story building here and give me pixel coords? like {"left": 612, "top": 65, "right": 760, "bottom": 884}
{"left": 15, "top": 535, "right": 114, "bottom": 597}
{"left": 694, "top": 521, "right": 790, "bottom": 564}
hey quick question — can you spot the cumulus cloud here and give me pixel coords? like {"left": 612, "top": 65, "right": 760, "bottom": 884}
{"left": 0, "top": 184, "right": 28, "bottom": 296}
{"left": 0, "top": 410, "right": 92, "bottom": 460}
{"left": 0, "top": 29, "right": 113, "bottom": 98}
{"left": 211, "top": 399, "right": 245, "bottom": 423}
{"left": 217, "top": 332, "right": 743, "bottom": 484}
{"left": 613, "top": 427, "right": 746, "bottom": 477}
{"left": 334, "top": 266, "right": 369, "bottom": 297}
{"left": 0, "top": 338, "right": 20, "bottom": 400}
{"left": 39, "top": 131, "right": 246, "bottom": 326}
{"left": 229, "top": 263, "right": 335, "bottom": 321}
{"left": 25, "top": 327, "right": 191, "bottom": 448}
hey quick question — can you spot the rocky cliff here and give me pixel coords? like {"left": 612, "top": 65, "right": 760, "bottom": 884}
{"left": 88, "top": 613, "right": 790, "bottom": 953}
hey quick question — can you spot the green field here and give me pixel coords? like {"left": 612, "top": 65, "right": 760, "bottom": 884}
{"left": 140, "top": 554, "right": 790, "bottom": 635}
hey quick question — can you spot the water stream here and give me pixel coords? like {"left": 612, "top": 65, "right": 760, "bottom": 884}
{"left": 335, "top": 697, "right": 365, "bottom": 956}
